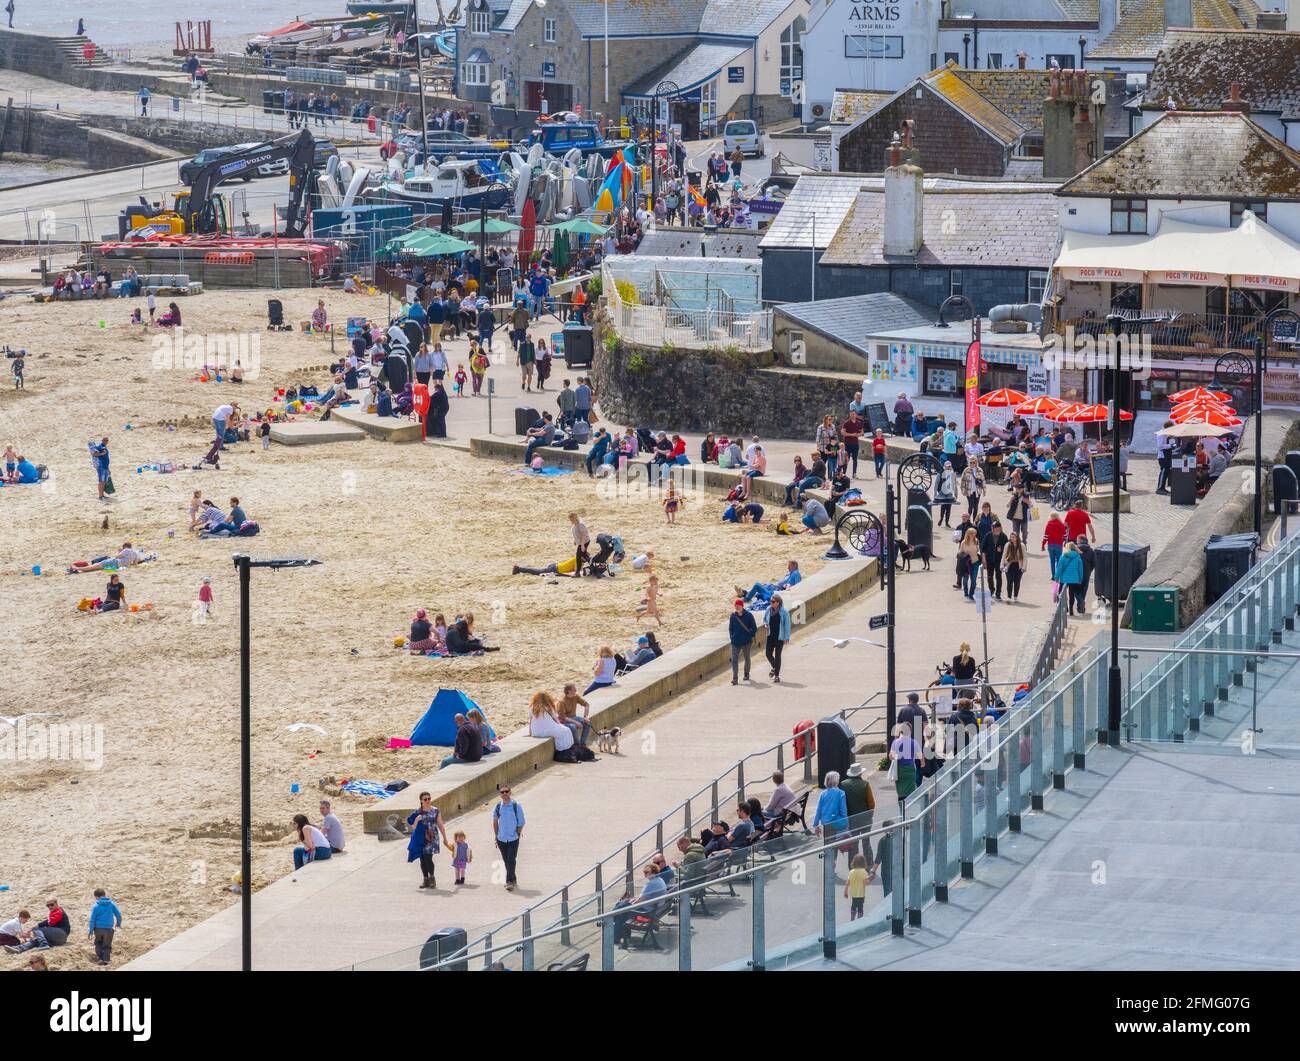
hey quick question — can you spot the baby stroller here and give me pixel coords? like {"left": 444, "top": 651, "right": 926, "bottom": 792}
{"left": 267, "top": 299, "right": 290, "bottom": 332}
{"left": 201, "top": 436, "right": 222, "bottom": 469}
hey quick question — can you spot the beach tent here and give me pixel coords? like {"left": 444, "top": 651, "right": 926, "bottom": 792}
{"left": 410, "top": 688, "right": 485, "bottom": 746}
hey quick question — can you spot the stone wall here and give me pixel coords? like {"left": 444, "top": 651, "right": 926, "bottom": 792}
{"left": 1, "top": 108, "right": 178, "bottom": 170}
{"left": 1123, "top": 411, "right": 1300, "bottom": 629}
{"left": 593, "top": 313, "right": 864, "bottom": 439}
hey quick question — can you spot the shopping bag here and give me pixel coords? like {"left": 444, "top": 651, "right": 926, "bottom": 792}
{"left": 1051, "top": 580, "right": 1060, "bottom": 602}
{"left": 104, "top": 475, "right": 116, "bottom": 496}
{"left": 886, "top": 757, "right": 899, "bottom": 782}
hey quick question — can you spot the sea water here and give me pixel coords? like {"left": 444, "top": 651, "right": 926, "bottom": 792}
{"left": 12, "top": 3, "right": 338, "bottom": 47}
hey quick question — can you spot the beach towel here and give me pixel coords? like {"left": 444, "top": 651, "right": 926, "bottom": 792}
{"left": 340, "top": 779, "right": 394, "bottom": 799}
{"left": 507, "top": 466, "right": 575, "bottom": 477}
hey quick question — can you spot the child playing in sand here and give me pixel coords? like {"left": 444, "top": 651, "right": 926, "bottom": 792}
{"left": 260, "top": 420, "right": 271, "bottom": 450}
{"left": 636, "top": 574, "right": 663, "bottom": 626}
{"left": 146, "top": 291, "right": 156, "bottom": 322}
{"left": 775, "top": 510, "right": 800, "bottom": 535}
{"left": 662, "top": 482, "right": 684, "bottom": 524}
{"left": 3, "top": 444, "right": 16, "bottom": 483}
{"left": 187, "top": 490, "right": 204, "bottom": 529}
{"left": 197, "top": 576, "right": 214, "bottom": 621}
{"left": 447, "top": 830, "right": 472, "bottom": 885}
{"left": 453, "top": 364, "right": 467, "bottom": 397}
{"left": 10, "top": 352, "right": 22, "bottom": 390}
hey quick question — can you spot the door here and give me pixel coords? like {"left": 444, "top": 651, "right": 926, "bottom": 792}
{"left": 670, "top": 99, "right": 699, "bottom": 141}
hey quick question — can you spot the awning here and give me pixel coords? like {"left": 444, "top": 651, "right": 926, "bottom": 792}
{"left": 1053, "top": 215, "right": 1300, "bottom": 293}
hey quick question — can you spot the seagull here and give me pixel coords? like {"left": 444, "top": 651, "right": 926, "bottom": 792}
{"left": 807, "top": 637, "right": 885, "bottom": 650}
{"left": 286, "top": 723, "right": 328, "bottom": 735}
{"left": 0, "top": 713, "right": 60, "bottom": 726}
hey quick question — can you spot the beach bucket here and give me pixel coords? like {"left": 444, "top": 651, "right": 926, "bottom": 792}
{"left": 290, "top": 783, "right": 300, "bottom": 794}
{"left": 31, "top": 565, "right": 41, "bottom": 576}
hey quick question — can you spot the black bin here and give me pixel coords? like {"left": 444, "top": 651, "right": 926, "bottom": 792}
{"left": 1272, "top": 464, "right": 1299, "bottom": 514}
{"left": 906, "top": 486, "right": 932, "bottom": 551}
{"left": 1286, "top": 451, "right": 1300, "bottom": 485}
{"left": 514, "top": 405, "right": 540, "bottom": 436}
{"left": 419, "top": 927, "right": 468, "bottom": 971}
{"left": 1093, "top": 543, "right": 1150, "bottom": 602}
{"left": 262, "top": 89, "right": 286, "bottom": 115}
{"left": 1204, "top": 532, "right": 1259, "bottom": 605}
{"left": 816, "top": 716, "right": 854, "bottom": 788}
{"left": 563, "top": 324, "right": 594, "bottom": 368}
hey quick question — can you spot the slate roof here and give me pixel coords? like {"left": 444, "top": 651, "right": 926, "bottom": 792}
{"left": 922, "top": 66, "right": 1026, "bottom": 146}
{"left": 952, "top": 69, "right": 1130, "bottom": 137}
{"left": 775, "top": 292, "right": 937, "bottom": 356}
{"left": 1057, "top": 110, "right": 1300, "bottom": 200}
{"left": 625, "top": 41, "right": 751, "bottom": 95}
{"left": 635, "top": 227, "right": 765, "bottom": 259}
{"left": 829, "top": 89, "right": 892, "bottom": 125}
{"left": 758, "top": 174, "right": 865, "bottom": 249}
{"left": 564, "top": 0, "right": 797, "bottom": 38}
{"left": 496, "top": 0, "right": 536, "bottom": 32}
{"left": 1142, "top": 28, "right": 1300, "bottom": 116}
{"left": 820, "top": 187, "right": 1060, "bottom": 267}
{"left": 1088, "top": 0, "right": 1251, "bottom": 61}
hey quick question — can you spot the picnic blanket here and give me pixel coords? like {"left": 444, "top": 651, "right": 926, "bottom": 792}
{"left": 199, "top": 521, "right": 260, "bottom": 539}
{"left": 340, "top": 779, "right": 394, "bottom": 799}
{"left": 507, "top": 466, "right": 576, "bottom": 478}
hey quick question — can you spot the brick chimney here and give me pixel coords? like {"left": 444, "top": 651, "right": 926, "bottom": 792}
{"left": 1043, "top": 70, "right": 1105, "bottom": 180}
{"left": 883, "top": 131, "right": 924, "bottom": 258}
{"left": 1164, "top": 0, "right": 1192, "bottom": 28}
{"left": 1221, "top": 82, "right": 1252, "bottom": 114}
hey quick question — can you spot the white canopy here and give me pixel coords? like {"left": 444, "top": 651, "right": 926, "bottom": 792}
{"left": 1053, "top": 214, "right": 1300, "bottom": 293}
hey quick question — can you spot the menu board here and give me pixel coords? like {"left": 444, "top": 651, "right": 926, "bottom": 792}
{"left": 1089, "top": 452, "right": 1115, "bottom": 487}
{"left": 866, "top": 402, "right": 890, "bottom": 433}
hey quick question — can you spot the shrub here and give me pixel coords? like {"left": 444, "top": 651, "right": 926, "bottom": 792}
{"left": 627, "top": 351, "right": 648, "bottom": 374}
{"left": 602, "top": 332, "right": 620, "bottom": 353}
{"left": 614, "top": 279, "right": 639, "bottom": 306}
{"left": 660, "top": 340, "right": 675, "bottom": 355}
{"left": 586, "top": 274, "right": 603, "bottom": 299}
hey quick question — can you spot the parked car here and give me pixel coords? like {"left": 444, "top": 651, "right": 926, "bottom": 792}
{"left": 722, "top": 119, "right": 764, "bottom": 158}
{"left": 313, "top": 138, "right": 340, "bottom": 169}
{"left": 180, "top": 144, "right": 287, "bottom": 185}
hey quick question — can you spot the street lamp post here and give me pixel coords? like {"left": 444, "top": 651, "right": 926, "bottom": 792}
{"left": 1254, "top": 308, "right": 1300, "bottom": 538}
{"left": 232, "top": 554, "right": 322, "bottom": 971}
{"left": 650, "top": 80, "right": 679, "bottom": 216}
{"left": 884, "top": 476, "right": 897, "bottom": 736}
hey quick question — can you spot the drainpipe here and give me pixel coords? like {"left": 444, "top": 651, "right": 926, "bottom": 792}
{"left": 973, "top": 23, "right": 979, "bottom": 69}
{"left": 962, "top": 33, "right": 970, "bottom": 68}
{"left": 750, "top": 38, "right": 756, "bottom": 121}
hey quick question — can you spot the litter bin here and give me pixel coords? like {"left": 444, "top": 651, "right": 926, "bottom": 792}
{"left": 1130, "top": 586, "right": 1179, "bottom": 632}
{"left": 1204, "top": 532, "right": 1259, "bottom": 605}
{"left": 419, "top": 927, "right": 468, "bottom": 971}
{"left": 816, "top": 716, "right": 854, "bottom": 788}
{"left": 1093, "top": 543, "right": 1149, "bottom": 602}
{"left": 514, "top": 405, "right": 540, "bottom": 436}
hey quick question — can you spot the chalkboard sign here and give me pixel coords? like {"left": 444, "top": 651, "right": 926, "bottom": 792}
{"left": 1089, "top": 452, "right": 1115, "bottom": 487}
{"left": 866, "top": 402, "right": 890, "bottom": 433}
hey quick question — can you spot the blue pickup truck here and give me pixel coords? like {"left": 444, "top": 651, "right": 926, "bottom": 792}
{"left": 518, "top": 122, "right": 638, "bottom": 160}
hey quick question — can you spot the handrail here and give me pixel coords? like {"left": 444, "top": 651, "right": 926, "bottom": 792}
{"left": 409, "top": 643, "right": 1108, "bottom": 971}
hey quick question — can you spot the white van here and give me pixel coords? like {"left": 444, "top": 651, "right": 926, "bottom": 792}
{"left": 722, "top": 119, "right": 763, "bottom": 158}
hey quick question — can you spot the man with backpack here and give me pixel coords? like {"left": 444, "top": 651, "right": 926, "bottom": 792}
{"left": 492, "top": 787, "right": 525, "bottom": 892}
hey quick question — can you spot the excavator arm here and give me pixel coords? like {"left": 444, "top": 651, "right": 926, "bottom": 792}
{"left": 181, "top": 128, "right": 318, "bottom": 237}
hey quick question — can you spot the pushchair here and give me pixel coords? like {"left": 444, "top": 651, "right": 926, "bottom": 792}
{"left": 267, "top": 299, "right": 290, "bottom": 331}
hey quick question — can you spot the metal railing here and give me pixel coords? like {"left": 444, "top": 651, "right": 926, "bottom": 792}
{"left": 1028, "top": 592, "right": 1070, "bottom": 688}
{"left": 603, "top": 262, "right": 773, "bottom": 352}
{"left": 1049, "top": 309, "right": 1300, "bottom": 357}
{"left": 364, "top": 643, "right": 1116, "bottom": 971}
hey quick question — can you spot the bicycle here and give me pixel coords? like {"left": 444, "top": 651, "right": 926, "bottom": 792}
{"left": 925, "top": 656, "right": 1001, "bottom": 715}
{"left": 1049, "top": 465, "right": 1090, "bottom": 511}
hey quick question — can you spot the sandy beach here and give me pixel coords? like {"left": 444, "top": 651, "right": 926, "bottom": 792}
{"left": 0, "top": 286, "right": 826, "bottom": 969}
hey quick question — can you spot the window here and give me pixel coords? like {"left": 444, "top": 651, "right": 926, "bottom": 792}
{"left": 845, "top": 35, "right": 904, "bottom": 59}
{"left": 469, "top": 9, "right": 491, "bottom": 34}
{"left": 1110, "top": 197, "right": 1147, "bottom": 234}
{"left": 986, "top": 53, "right": 1003, "bottom": 69}
{"left": 944, "top": 51, "right": 960, "bottom": 64}
{"left": 950, "top": 270, "right": 964, "bottom": 297}
{"left": 1230, "top": 200, "right": 1268, "bottom": 227}
{"left": 544, "top": 17, "right": 556, "bottom": 43}
{"left": 461, "top": 62, "right": 489, "bottom": 86}
{"left": 700, "top": 78, "right": 717, "bottom": 134}
{"left": 1046, "top": 54, "right": 1075, "bottom": 69}
{"left": 1027, "top": 270, "right": 1049, "bottom": 304}
{"left": 780, "top": 16, "right": 805, "bottom": 97}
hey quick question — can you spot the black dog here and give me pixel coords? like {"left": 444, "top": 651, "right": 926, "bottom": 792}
{"left": 896, "top": 541, "right": 932, "bottom": 571}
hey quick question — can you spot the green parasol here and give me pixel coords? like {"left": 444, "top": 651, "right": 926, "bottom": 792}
{"left": 378, "top": 229, "right": 476, "bottom": 258}
{"left": 552, "top": 231, "right": 571, "bottom": 270}
{"left": 451, "top": 217, "right": 522, "bottom": 235}
{"left": 547, "top": 217, "right": 610, "bottom": 236}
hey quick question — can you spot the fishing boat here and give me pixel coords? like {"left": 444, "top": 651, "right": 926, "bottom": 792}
{"left": 246, "top": 21, "right": 331, "bottom": 53}
{"left": 345, "top": 1, "right": 414, "bottom": 15}
{"left": 370, "top": 159, "right": 511, "bottom": 213}
{"left": 304, "top": 27, "right": 389, "bottom": 56}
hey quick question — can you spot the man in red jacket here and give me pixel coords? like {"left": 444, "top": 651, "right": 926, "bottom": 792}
{"left": 1063, "top": 505, "right": 1095, "bottom": 545}
{"left": 4, "top": 899, "right": 69, "bottom": 952}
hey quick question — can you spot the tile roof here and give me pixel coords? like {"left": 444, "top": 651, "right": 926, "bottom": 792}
{"left": 1055, "top": 0, "right": 1100, "bottom": 17}
{"left": 1057, "top": 109, "right": 1300, "bottom": 199}
{"left": 775, "top": 292, "right": 937, "bottom": 356}
{"left": 952, "top": 69, "right": 1130, "bottom": 137}
{"left": 564, "top": 0, "right": 797, "bottom": 38}
{"left": 1088, "top": 0, "right": 1251, "bottom": 60}
{"left": 635, "top": 227, "right": 764, "bottom": 258}
{"left": 829, "top": 89, "right": 892, "bottom": 125}
{"left": 1142, "top": 28, "right": 1300, "bottom": 116}
{"left": 921, "top": 66, "right": 1026, "bottom": 146}
{"left": 820, "top": 187, "right": 1061, "bottom": 267}
{"left": 758, "top": 174, "right": 866, "bottom": 249}
{"left": 624, "top": 41, "right": 750, "bottom": 96}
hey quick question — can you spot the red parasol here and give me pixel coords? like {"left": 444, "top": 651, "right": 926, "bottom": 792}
{"left": 1058, "top": 403, "right": 1132, "bottom": 422}
{"left": 976, "top": 387, "right": 1029, "bottom": 407}
{"left": 1014, "top": 395, "right": 1066, "bottom": 417}
{"left": 1171, "top": 407, "right": 1243, "bottom": 427}
{"left": 1168, "top": 386, "right": 1231, "bottom": 404}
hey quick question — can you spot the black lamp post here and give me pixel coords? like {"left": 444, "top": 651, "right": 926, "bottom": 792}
{"left": 1253, "top": 308, "right": 1300, "bottom": 538}
{"left": 232, "top": 554, "right": 322, "bottom": 971}
{"left": 649, "top": 79, "right": 680, "bottom": 217}
{"left": 936, "top": 294, "right": 980, "bottom": 436}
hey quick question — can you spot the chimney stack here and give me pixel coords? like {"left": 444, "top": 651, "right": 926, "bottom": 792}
{"left": 1164, "top": 0, "right": 1192, "bottom": 28}
{"left": 1016, "top": 51, "right": 1027, "bottom": 69}
{"left": 883, "top": 131, "right": 924, "bottom": 258}
{"left": 1256, "top": 9, "right": 1287, "bottom": 29}
{"left": 1221, "top": 82, "right": 1252, "bottom": 114}
{"left": 1043, "top": 70, "right": 1105, "bottom": 180}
